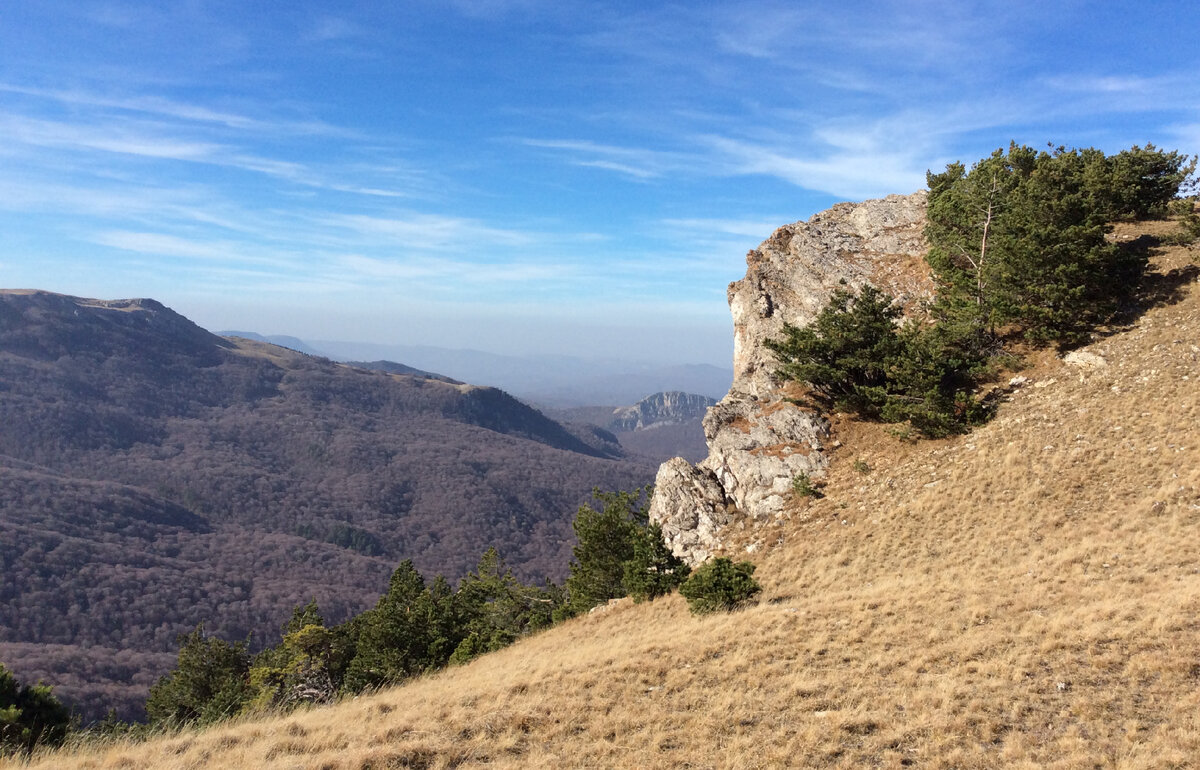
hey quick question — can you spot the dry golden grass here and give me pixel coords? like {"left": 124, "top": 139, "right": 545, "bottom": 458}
{"left": 9, "top": 232, "right": 1200, "bottom": 769}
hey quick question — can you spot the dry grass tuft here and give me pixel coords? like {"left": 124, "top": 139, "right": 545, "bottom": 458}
{"left": 6, "top": 228, "right": 1199, "bottom": 769}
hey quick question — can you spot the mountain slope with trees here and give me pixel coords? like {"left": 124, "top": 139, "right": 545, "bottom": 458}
{"left": 0, "top": 292, "right": 656, "bottom": 720}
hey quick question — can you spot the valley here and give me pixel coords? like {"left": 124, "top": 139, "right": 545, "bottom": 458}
{"left": 0, "top": 293, "right": 689, "bottom": 720}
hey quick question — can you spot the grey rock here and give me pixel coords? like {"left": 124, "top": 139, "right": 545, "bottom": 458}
{"left": 649, "top": 193, "right": 931, "bottom": 564}
{"left": 1063, "top": 350, "right": 1107, "bottom": 368}
{"left": 611, "top": 391, "right": 717, "bottom": 431}
{"left": 729, "top": 192, "right": 931, "bottom": 398}
{"left": 698, "top": 395, "right": 830, "bottom": 521}
{"left": 647, "top": 458, "right": 731, "bottom": 566}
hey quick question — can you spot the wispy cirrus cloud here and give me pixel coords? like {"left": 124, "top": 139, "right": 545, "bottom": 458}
{"left": 523, "top": 127, "right": 932, "bottom": 200}
{"left": 519, "top": 139, "right": 680, "bottom": 180}
{"left": 322, "top": 212, "right": 537, "bottom": 251}
{"left": 2, "top": 114, "right": 220, "bottom": 161}
{"left": 0, "top": 82, "right": 343, "bottom": 135}
{"left": 704, "top": 135, "right": 927, "bottom": 200}
{"left": 0, "top": 111, "right": 413, "bottom": 198}
{"left": 89, "top": 230, "right": 299, "bottom": 268}
{"left": 1037, "top": 72, "right": 1200, "bottom": 122}
{"left": 337, "top": 254, "right": 571, "bottom": 284}
{"left": 659, "top": 217, "right": 788, "bottom": 239}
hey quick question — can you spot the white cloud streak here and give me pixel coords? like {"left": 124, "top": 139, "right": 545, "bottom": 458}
{"left": 0, "top": 83, "right": 331, "bottom": 133}
{"left": 659, "top": 217, "right": 788, "bottom": 239}
{"left": 323, "top": 213, "right": 536, "bottom": 250}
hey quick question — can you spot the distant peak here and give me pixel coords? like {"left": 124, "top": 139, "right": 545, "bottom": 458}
{"left": 0, "top": 289, "right": 230, "bottom": 361}
{"left": 612, "top": 391, "right": 716, "bottom": 431}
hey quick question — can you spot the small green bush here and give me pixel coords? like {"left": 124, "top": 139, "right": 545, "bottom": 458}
{"left": 1163, "top": 198, "right": 1200, "bottom": 246}
{"left": 678, "top": 558, "right": 762, "bottom": 615}
{"left": 791, "top": 472, "right": 820, "bottom": 498}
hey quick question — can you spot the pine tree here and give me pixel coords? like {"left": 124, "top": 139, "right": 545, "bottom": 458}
{"left": 926, "top": 143, "right": 1193, "bottom": 345}
{"left": 451, "top": 548, "right": 530, "bottom": 664}
{"left": 558, "top": 489, "right": 648, "bottom": 618}
{"left": 342, "top": 560, "right": 460, "bottom": 691}
{"left": 247, "top": 601, "right": 348, "bottom": 712}
{"left": 0, "top": 663, "right": 70, "bottom": 756}
{"left": 679, "top": 558, "right": 762, "bottom": 615}
{"left": 622, "top": 522, "right": 690, "bottom": 603}
{"left": 145, "top": 626, "right": 251, "bottom": 727}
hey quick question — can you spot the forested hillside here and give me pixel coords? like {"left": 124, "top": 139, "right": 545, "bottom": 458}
{"left": 0, "top": 292, "right": 655, "bottom": 720}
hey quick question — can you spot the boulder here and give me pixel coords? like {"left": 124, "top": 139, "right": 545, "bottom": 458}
{"left": 648, "top": 458, "right": 730, "bottom": 566}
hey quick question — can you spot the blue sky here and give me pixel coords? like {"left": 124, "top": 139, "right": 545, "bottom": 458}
{"left": 1, "top": 1, "right": 1197, "bottom": 365}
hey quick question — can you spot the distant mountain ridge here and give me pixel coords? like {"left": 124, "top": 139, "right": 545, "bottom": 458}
{"left": 296, "top": 339, "right": 733, "bottom": 406}
{"left": 0, "top": 289, "right": 657, "bottom": 720}
{"left": 543, "top": 391, "right": 716, "bottom": 464}
{"left": 611, "top": 391, "right": 716, "bottom": 432}
{"left": 218, "top": 330, "right": 322, "bottom": 356}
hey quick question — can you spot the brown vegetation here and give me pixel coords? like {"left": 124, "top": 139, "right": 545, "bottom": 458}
{"left": 0, "top": 293, "right": 654, "bottom": 720}
{"left": 10, "top": 226, "right": 1198, "bottom": 767}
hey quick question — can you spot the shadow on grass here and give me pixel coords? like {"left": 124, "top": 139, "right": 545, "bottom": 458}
{"left": 1098, "top": 235, "right": 1199, "bottom": 336}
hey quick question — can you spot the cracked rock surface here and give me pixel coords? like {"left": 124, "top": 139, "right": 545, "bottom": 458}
{"left": 649, "top": 192, "right": 932, "bottom": 564}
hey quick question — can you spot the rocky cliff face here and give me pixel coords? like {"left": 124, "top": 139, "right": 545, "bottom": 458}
{"left": 610, "top": 391, "right": 717, "bottom": 432}
{"left": 649, "top": 192, "right": 932, "bottom": 564}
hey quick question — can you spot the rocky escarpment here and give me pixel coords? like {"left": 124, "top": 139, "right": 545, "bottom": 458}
{"left": 610, "top": 391, "right": 716, "bottom": 432}
{"left": 649, "top": 192, "right": 932, "bottom": 564}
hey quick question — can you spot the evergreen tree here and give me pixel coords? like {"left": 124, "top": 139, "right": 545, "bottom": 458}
{"left": 342, "top": 560, "right": 459, "bottom": 691}
{"left": 765, "top": 284, "right": 906, "bottom": 418}
{"left": 926, "top": 143, "right": 1194, "bottom": 345}
{"left": 622, "top": 522, "right": 690, "bottom": 603}
{"left": 766, "top": 284, "right": 991, "bottom": 437}
{"left": 145, "top": 626, "right": 251, "bottom": 727}
{"left": 421, "top": 575, "right": 465, "bottom": 669}
{"left": 247, "top": 601, "right": 349, "bottom": 712}
{"left": 558, "top": 488, "right": 648, "bottom": 618}
{"left": 679, "top": 558, "right": 762, "bottom": 615}
{"left": 0, "top": 663, "right": 70, "bottom": 756}
{"left": 285, "top": 598, "right": 324, "bottom": 634}
{"left": 451, "top": 548, "right": 546, "bottom": 664}
{"left": 1090, "top": 144, "right": 1196, "bottom": 220}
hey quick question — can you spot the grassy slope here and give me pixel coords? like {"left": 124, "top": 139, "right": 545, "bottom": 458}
{"left": 9, "top": 228, "right": 1200, "bottom": 770}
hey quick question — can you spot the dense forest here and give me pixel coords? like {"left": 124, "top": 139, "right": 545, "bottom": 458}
{"left": 3, "top": 486, "right": 726, "bottom": 755}
{"left": 0, "top": 293, "right": 657, "bottom": 720}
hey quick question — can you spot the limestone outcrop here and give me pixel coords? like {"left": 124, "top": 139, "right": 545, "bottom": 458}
{"left": 649, "top": 192, "right": 932, "bottom": 564}
{"left": 611, "top": 391, "right": 716, "bottom": 432}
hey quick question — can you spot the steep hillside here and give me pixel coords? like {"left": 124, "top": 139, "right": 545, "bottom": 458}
{"left": 13, "top": 223, "right": 1199, "bottom": 766}
{"left": 0, "top": 292, "right": 656, "bottom": 719}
